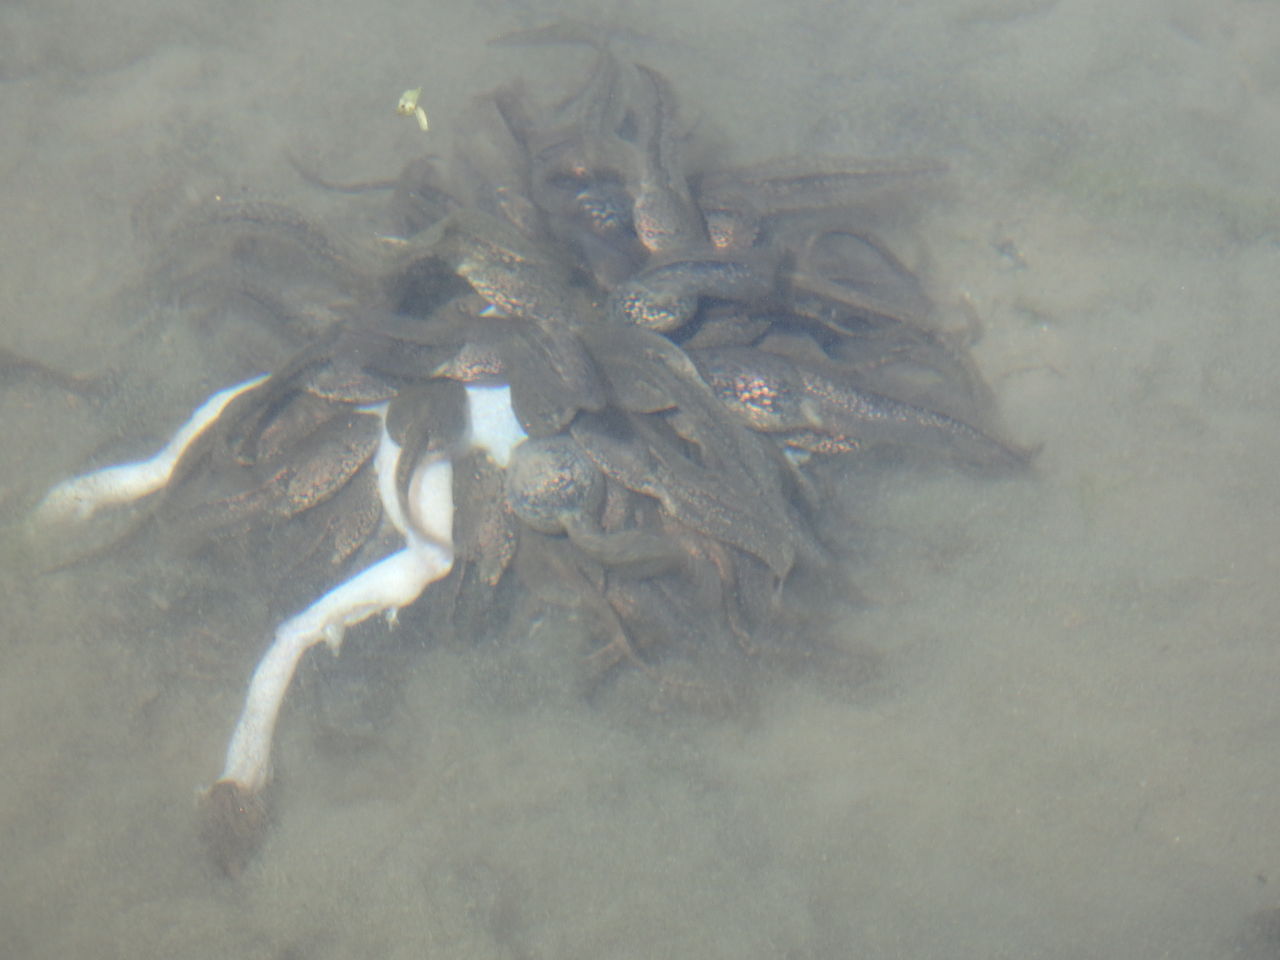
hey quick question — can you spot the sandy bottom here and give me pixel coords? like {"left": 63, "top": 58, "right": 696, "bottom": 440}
{"left": 3, "top": 1, "right": 1280, "bottom": 957}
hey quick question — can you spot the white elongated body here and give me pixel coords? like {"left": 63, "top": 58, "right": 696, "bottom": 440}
{"left": 217, "top": 455, "right": 455, "bottom": 793}
{"left": 34, "top": 373, "right": 528, "bottom": 826}
{"left": 214, "top": 383, "right": 525, "bottom": 795}
{"left": 34, "top": 373, "right": 269, "bottom": 524}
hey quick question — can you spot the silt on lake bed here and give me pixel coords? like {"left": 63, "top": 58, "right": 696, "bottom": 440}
{"left": 29, "top": 24, "right": 1030, "bottom": 876}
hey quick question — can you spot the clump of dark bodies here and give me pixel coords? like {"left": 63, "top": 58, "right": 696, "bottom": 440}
{"left": 111, "top": 26, "right": 1029, "bottom": 871}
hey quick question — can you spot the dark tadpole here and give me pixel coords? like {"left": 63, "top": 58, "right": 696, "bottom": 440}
{"left": 0, "top": 346, "right": 104, "bottom": 399}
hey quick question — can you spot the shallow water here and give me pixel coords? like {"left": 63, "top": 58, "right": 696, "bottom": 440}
{"left": 3, "top": 1, "right": 1280, "bottom": 958}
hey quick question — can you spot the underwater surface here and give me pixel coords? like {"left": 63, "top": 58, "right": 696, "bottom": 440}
{"left": 2, "top": 1, "right": 1280, "bottom": 957}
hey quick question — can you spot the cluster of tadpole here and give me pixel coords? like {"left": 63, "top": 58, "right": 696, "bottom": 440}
{"left": 33, "top": 28, "right": 1026, "bottom": 874}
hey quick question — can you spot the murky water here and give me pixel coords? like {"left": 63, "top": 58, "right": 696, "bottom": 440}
{"left": 3, "top": 1, "right": 1280, "bottom": 957}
